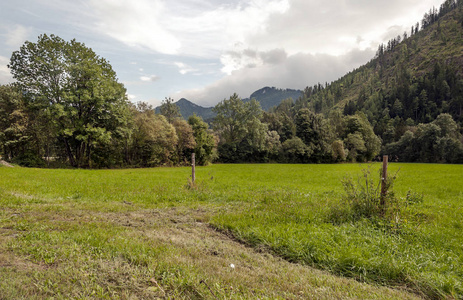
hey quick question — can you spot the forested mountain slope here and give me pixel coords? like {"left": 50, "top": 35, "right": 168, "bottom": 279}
{"left": 244, "top": 87, "right": 302, "bottom": 111}
{"left": 302, "top": 1, "right": 463, "bottom": 130}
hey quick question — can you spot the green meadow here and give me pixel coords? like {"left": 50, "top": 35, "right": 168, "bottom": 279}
{"left": 0, "top": 163, "right": 462, "bottom": 299}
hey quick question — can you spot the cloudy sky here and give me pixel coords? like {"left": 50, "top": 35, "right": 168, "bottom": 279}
{"left": 0, "top": 0, "right": 444, "bottom": 107}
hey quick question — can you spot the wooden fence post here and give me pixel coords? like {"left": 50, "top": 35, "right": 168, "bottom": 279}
{"left": 380, "top": 155, "right": 388, "bottom": 208}
{"left": 191, "top": 153, "right": 196, "bottom": 184}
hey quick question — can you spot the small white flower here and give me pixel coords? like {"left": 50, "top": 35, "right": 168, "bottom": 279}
{"left": 229, "top": 263, "right": 235, "bottom": 269}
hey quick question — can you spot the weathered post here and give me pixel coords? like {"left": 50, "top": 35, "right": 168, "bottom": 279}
{"left": 380, "top": 155, "right": 388, "bottom": 208}
{"left": 191, "top": 153, "right": 196, "bottom": 184}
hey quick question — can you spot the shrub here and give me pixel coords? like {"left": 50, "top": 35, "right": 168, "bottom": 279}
{"left": 329, "top": 165, "right": 422, "bottom": 231}
{"left": 12, "top": 152, "right": 46, "bottom": 167}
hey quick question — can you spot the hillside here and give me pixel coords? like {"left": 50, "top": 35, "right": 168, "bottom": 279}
{"left": 303, "top": 1, "right": 463, "bottom": 129}
{"left": 243, "top": 87, "right": 303, "bottom": 111}
{"left": 175, "top": 98, "right": 216, "bottom": 121}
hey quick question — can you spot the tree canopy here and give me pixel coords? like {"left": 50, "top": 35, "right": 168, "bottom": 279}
{"left": 8, "top": 34, "right": 130, "bottom": 167}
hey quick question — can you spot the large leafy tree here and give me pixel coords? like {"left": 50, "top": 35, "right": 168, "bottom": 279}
{"left": 342, "top": 113, "right": 381, "bottom": 161}
{"left": 130, "top": 103, "right": 178, "bottom": 167}
{"left": 188, "top": 114, "right": 216, "bottom": 165}
{"left": 212, "top": 94, "right": 268, "bottom": 162}
{"left": 172, "top": 118, "right": 196, "bottom": 164}
{"left": 8, "top": 34, "right": 131, "bottom": 167}
{"left": 295, "top": 108, "right": 333, "bottom": 162}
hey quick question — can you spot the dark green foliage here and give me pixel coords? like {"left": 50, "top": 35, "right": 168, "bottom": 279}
{"left": 188, "top": 115, "right": 216, "bottom": 165}
{"left": 262, "top": 111, "right": 296, "bottom": 143}
{"left": 279, "top": 137, "right": 308, "bottom": 163}
{"left": 295, "top": 108, "right": 333, "bottom": 162}
{"left": 212, "top": 94, "right": 269, "bottom": 162}
{"left": 343, "top": 114, "right": 381, "bottom": 162}
{"left": 385, "top": 113, "right": 463, "bottom": 162}
{"left": 246, "top": 87, "right": 303, "bottom": 111}
{"left": 129, "top": 104, "right": 178, "bottom": 167}
{"left": 11, "top": 151, "right": 46, "bottom": 168}
{"left": 159, "top": 97, "right": 182, "bottom": 123}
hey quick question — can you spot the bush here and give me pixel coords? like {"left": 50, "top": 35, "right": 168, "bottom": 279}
{"left": 12, "top": 152, "right": 46, "bottom": 167}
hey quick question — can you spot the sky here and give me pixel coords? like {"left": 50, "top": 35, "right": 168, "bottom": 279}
{"left": 0, "top": 0, "right": 445, "bottom": 107}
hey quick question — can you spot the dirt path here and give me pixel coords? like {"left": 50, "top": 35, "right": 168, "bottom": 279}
{"left": 88, "top": 208, "right": 423, "bottom": 299}
{"left": 0, "top": 205, "right": 423, "bottom": 299}
{"left": 0, "top": 160, "right": 14, "bottom": 167}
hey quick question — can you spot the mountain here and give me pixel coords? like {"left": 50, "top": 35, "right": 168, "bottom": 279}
{"left": 156, "top": 87, "right": 303, "bottom": 121}
{"left": 243, "top": 87, "right": 303, "bottom": 111}
{"left": 302, "top": 1, "right": 463, "bottom": 128}
{"left": 175, "top": 98, "right": 216, "bottom": 121}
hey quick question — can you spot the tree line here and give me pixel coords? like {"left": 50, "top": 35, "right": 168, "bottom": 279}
{"left": 211, "top": 93, "right": 462, "bottom": 164}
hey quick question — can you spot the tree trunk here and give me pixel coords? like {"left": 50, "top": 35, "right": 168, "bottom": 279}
{"left": 86, "top": 142, "right": 92, "bottom": 168}
{"left": 63, "top": 138, "right": 76, "bottom": 167}
{"left": 124, "top": 139, "right": 130, "bottom": 165}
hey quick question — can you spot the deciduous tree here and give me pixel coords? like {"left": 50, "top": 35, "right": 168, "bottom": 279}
{"left": 8, "top": 34, "right": 131, "bottom": 167}
{"left": 188, "top": 114, "right": 217, "bottom": 165}
{"left": 159, "top": 97, "right": 181, "bottom": 123}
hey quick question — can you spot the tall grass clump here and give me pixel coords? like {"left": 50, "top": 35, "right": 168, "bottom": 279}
{"left": 329, "top": 165, "right": 422, "bottom": 231}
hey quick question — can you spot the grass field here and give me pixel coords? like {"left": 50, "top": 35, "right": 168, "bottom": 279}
{"left": 0, "top": 163, "right": 461, "bottom": 299}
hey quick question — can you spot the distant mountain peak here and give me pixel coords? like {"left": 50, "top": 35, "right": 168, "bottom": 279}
{"left": 155, "top": 87, "right": 303, "bottom": 121}
{"left": 248, "top": 87, "right": 302, "bottom": 110}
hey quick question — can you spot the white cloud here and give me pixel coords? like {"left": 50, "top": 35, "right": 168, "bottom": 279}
{"left": 65, "top": 0, "right": 290, "bottom": 57}
{"left": 140, "top": 75, "right": 160, "bottom": 82}
{"left": 37, "top": 0, "right": 444, "bottom": 59}
{"left": 5, "top": 25, "right": 32, "bottom": 48}
{"left": 0, "top": 56, "right": 13, "bottom": 84}
{"left": 87, "top": 0, "right": 181, "bottom": 54}
{"left": 245, "top": 0, "right": 444, "bottom": 56}
{"left": 174, "top": 62, "right": 197, "bottom": 75}
{"left": 175, "top": 47, "right": 375, "bottom": 106}
{"left": 75, "top": 0, "right": 444, "bottom": 60}
{"left": 167, "top": 0, "right": 290, "bottom": 57}
{"left": 220, "top": 47, "right": 287, "bottom": 75}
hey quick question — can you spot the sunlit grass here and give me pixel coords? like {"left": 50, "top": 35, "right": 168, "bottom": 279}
{"left": 0, "top": 163, "right": 461, "bottom": 298}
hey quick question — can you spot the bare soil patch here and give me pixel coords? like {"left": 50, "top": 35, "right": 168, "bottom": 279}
{"left": 0, "top": 160, "right": 14, "bottom": 167}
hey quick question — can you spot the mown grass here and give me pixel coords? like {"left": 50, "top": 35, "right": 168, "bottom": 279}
{"left": 0, "top": 163, "right": 461, "bottom": 299}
